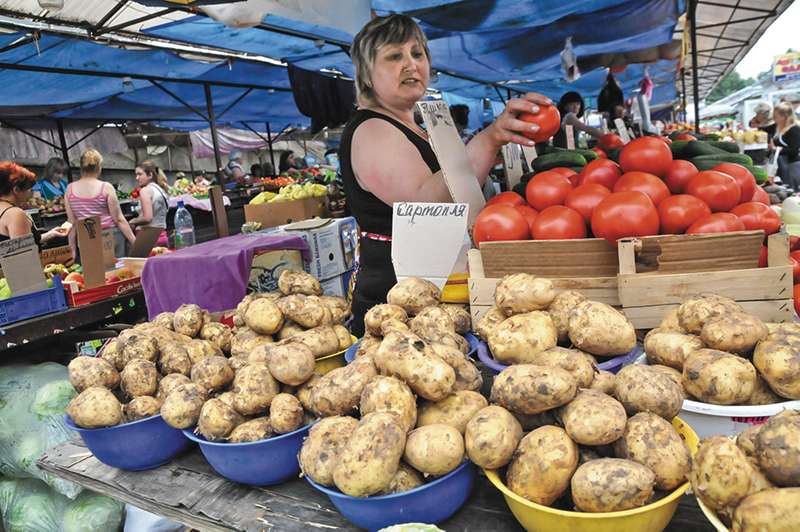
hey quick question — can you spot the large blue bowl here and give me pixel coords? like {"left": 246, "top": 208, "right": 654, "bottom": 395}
{"left": 183, "top": 422, "right": 312, "bottom": 486}
{"left": 64, "top": 414, "right": 193, "bottom": 471}
{"left": 344, "top": 332, "right": 480, "bottom": 364}
{"left": 307, "top": 461, "right": 476, "bottom": 531}
{"left": 476, "top": 340, "right": 642, "bottom": 375}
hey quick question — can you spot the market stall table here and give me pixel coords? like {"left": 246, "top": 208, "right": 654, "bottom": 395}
{"left": 38, "top": 440, "right": 714, "bottom": 532}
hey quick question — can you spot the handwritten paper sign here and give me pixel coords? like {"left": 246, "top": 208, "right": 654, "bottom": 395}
{"left": 565, "top": 124, "right": 575, "bottom": 150}
{"left": 614, "top": 119, "right": 631, "bottom": 144}
{"left": 392, "top": 202, "right": 469, "bottom": 288}
{"left": 0, "top": 234, "right": 46, "bottom": 295}
{"left": 501, "top": 143, "right": 524, "bottom": 189}
{"left": 602, "top": 118, "right": 609, "bottom": 134}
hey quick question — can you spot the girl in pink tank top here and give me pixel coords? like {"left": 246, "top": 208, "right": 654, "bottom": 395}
{"left": 67, "top": 186, "right": 115, "bottom": 228}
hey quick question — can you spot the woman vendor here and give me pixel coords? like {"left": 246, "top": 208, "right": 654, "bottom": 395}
{"left": 340, "top": 14, "right": 551, "bottom": 335}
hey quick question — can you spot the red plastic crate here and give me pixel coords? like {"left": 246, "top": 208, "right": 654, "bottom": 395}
{"left": 65, "top": 277, "right": 142, "bottom": 307}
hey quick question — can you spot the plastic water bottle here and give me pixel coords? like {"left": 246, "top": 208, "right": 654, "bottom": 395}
{"left": 173, "top": 200, "right": 195, "bottom": 249}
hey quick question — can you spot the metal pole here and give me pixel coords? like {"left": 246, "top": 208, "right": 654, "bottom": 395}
{"left": 266, "top": 122, "right": 276, "bottom": 177}
{"left": 689, "top": 0, "right": 701, "bottom": 132}
{"left": 204, "top": 83, "right": 224, "bottom": 185}
{"left": 56, "top": 120, "right": 73, "bottom": 182}
{"left": 680, "top": 68, "right": 687, "bottom": 123}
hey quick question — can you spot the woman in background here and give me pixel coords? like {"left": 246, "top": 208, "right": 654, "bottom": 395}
{"left": 32, "top": 157, "right": 69, "bottom": 200}
{"left": 553, "top": 91, "right": 603, "bottom": 148}
{"left": 774, "top": 102, "right": 800, "bottom": 190}
{"left": 129, "top": 160, "right": 170, "bottom": 247}
{"left": 0, "top": 162, "right": 67, "bottom": 247}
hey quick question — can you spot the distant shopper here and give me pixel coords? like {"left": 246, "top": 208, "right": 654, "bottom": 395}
{"left": 33, "top": 157, "right": 69, "bottom": 201}
{"left": 279, "top": 151, "right": 301, "bottom": 173}
{"left": 774, "top": 102, "right": 800, "bottom": 190}
{"left": 553, "top": 91, "right": 603, "bottom": 148}
{"left": 65, "top": 149, "right": 136, "bottom": 259}
{"left": 0, "top": 162, "right": 67, "bottom": 248}
{"left": 250, "top": 164, "right": 263, "bottom": 179}
{"left": 130, "top": 160, "right": 169, "bottom": 230}
{"left": 224, "top": 150, "right": 246, "bottom": 182}
{"left": 748, "top": 101, "right": 776, "bottom": 165}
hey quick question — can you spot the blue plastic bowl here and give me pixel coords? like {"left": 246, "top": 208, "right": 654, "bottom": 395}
{"left": 476, "top": 339, "right": 642, "bottom": 375}
{"left": 307, "top": 461, "right": 476, "bottom": 531}
{"left": 64, "top": 414, "right": 193, "bottom": 471}
{"left": 183, "top": 422, "right": 312, "bottom": 486}
{"left": 344, "top": 332, "right": 480, "bottom": 364}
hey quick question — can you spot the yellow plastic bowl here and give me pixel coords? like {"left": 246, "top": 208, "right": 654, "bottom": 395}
{"left": 441, "top": 272, "right": 469, "bottom": 304}
{"left": 314, "top": 335, "right": 357, "bottom": 375}
{"left": 484, "top": 417, "right": 699, "bottom": 532}
{"left": 695, "top": 496, "right": 729, "bottom": 532}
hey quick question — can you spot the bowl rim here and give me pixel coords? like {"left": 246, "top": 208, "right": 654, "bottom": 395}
{"left": 64, "top": 412, "right": 165, "bottom": 432}
{"left": 477, "top": 341, "right": 640, "bottom": 374}
{"left": 306, "top": 460, "right": 474, "bottom": 502}
{"left": 318, "top": 335, "right": 358, "bottom": 363}
{"left": 181, "top": 420, "right": 315, "bottom": 447}
{"left": 344, "top": 333, "right": 479, "bottom": 364}
{"left": 695, "top": 495, "right": 729, "bottom": 532}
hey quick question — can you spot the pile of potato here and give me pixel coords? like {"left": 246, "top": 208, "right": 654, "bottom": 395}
{"left": 299, "top": 278, "right": 483, "bottom": 497}
{"left": 476, "top": 273, "right": 637, "bottom": 362}
{"left": 645, "top": 293, "right": 800, "bottom": 406}
{"left": 691, "top": 410, "right": 800, "bottom": 530}
{"left": 67, "top": 270, "right": 353, "bottom": 446}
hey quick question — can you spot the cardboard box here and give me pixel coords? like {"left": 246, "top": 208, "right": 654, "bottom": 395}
{"left": 320, "top": 269, "right": 354, "bottom": 298}
{"left": 40, "top": 245, "right": 73, "bottom": 267}
{"left": 244, "top": 197, "right": 328, "bottom": 229}
{"left": 247, "top": 249, "right": 305, "bottom": 293}
{"left": 267, "top": 217, "right": 357, "bottom": 281}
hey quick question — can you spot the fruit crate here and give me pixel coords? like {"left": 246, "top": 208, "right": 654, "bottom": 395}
{"left": 65, "top": 276, "right": 142, "bottom": 307}
{"left": 0, "top": 276, "right": 68, "bottom": 326}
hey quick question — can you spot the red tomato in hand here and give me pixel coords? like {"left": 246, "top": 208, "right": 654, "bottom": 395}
{"left": 730, "top": 202, "right": 782, "bottom": 235}
{"left": 675, "top": 133, "right": 696, "bottom": 141}
{"left": 486, "top": 191, "right": 525, "bottom": 207}
{"left": 514, "top": 204, "right": 539, "bottom": 234}
{"left": 664, "top": 160, "right": 698, "bottom": 194}
{"left": 578, "top": 159, "right": 622, "bottom": 189}
{"left": 591, "top": 147, "right": 607, "bottom": 159}
{"left": 759, "top": 245, "right": 768, "bottom": 267}
{"left": 472, "top": 205, "right": 530, "bottom": 245}
{"left": 658, "top": 195, "right": 712, "bottom": 234}
{"left": 613, "top": 171, "right": 671, "bottom": 206}
{"left": 598, "top": 133, "right": 624, "bottom": 151}
{"left": 686, "top": 213, "right": 745, "bottom": 234}
{"left": 713, "top": 163, "right": 756, "bottom": 203}
{"left": 565, "top": 183, "right": 611, "bottom": 222}
{"left": 751, "top": 186, "right": 770, "bottom": 205}
{"left": 686, "top": 171, "right": 741, "bottom": 212}
{"left": 519, "top": 104, "right": 561, "bottom": 144}
{"left": 794, "top": 284, "right": 800, "bottom": 315}
{"left": 591, "top": 191, "right": 660, "bottom": 246}
{"left": 550, "top": 167, "right": 579, "bottom": 186}
{"left": 619, "top": 136, "right": 673, "bottom": 177}
{"left": 531, "top": 206, "right": 587, "bottom": 240}
{"left": 525, "top": 170, "right": 573, "bottom": 211}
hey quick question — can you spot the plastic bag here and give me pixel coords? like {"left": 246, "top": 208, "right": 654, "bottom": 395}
{"left": 0, "top": 363, "right": 79, "bottom": 498}
{"left": 0, "top": 477, "right": 123, "bottom": 532}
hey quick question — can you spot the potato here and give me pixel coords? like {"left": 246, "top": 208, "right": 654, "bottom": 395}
{"left": 737, "top": 425, "right": 761, "bottom": 459}
{"left": 152, "top": 312, "right": 174, "bottom": 330}
{"left": 200, "top": 322, "right": 233, "bottom": 354}
{"left": 364, "top": 304, "right": 408, "bottom": 336}
{"left": 692, "top": 436, "right": 759, "bottom": 511}
{"left": 356, "top": 335, "right": 382, "bottom": 358}
{"left": 754, "top": 337, "right": 800, "bottom": 399}
{"left": 197, "top": 398, "right": 245, "bottom": 441}
{"left": 547, "top": 290, "right": 587, "bottom": 344}
{"left": 173, "top": 304, "right": 205, "bottom": 337}
{"left": 732, "top": 488, "right": 800, "bottom": 532}
{"left": 360, "top": 376, "right": 417, "bottom": 433}
{"left": 276, "top": 321, "right": 304, "bottom": 341}
{"left": 67, "top": 386, "right": 122, "bottom": 428}
{"left": 403, "top": 424, "right": 464, "bottom": 477}
{"left": 185, "top": 339, "right": 222, "bottom": 365}
{"left": 386, "top": 277, "right": 441, "bottom": 315}
{"left": 277, "top": 294, "right": 326, "bottom": 329}
{"left": 559, "top": 389, "right": 626, "bottom": 446}
{"left": 512, "top": 411, "right": 559, "bottom": 431}
{"left": 309, "top": 354, "right": 377, "bottom": 416}
{"left": 269, "top": 393, "right": 303, "bottom": 434}
{"left": 475, "top": 306, "right": 506, "bottom": 342}
{"left": 120, "top": 332, "right": 159, "bottom": 364}
{"left": 440, "top": 304, "right": 471, "bottom": 335}
{"left": 659, "top": 307, "right": 685, "bottom": 332}
{"left": 677, "top": 293, "right": 744, "bottom": 334}
{"left": 682, "top": 349, "right": 757, "bottom": 405}
{"left": 644, "top": 328, "right": 704, "bottom": 371}
{"left": 700, "top": 313, "right": 768, "bottom": 355}
{"left": 613, "top": 412, "right": 690, "bottom": 490}
{"left": 589, "top": 370, "right": 616, "bottom": 394}
{"left": 215, "top": 391, "right": 236, "bottom": 408}
{"left": 156, "top": 373, "right": 191, "bottom": 402}
{"left": 256, "top": 341, "right": 314, "bottom": 386}
{"left": 427, "top": 343, "right": 482, "bottom": 392}
{"left": 615, "top": 364, "right": 684, "bottom": 420}
{"left": 373, "top": 331, "right": 455, "bottom": 401}
{"left": 380, "top": 318, "right": 409, "bottom": 336}
{"left": 465, "top": 405, "right": 522, "bottom": 469}
{"left": 300, "top": 416, "right": 359, "bottom": 486}
{"left": 158, "top": 343, "right": 192, "bottom": 376}
{"left": 755, "top": 411, "right": 800, "bottom": 486}
{"left": 507, "top": 426, "right": 578, "bottom": 505}
{"left": 650, "top": 364, "right": 683, "bottom": 389}
{"left": 528, "top": 347, "right": 596, "bottom": 388}
{"left": 231, "top": 364, "right": 279, "bottom": 415}
{"left": 191, "top": 356, "right": 234, "bottom": 392}
{"left": 420, "top": 328, "right": 469, "bottom": 354}
{"left": 379, "top": 462, "right": 425, "bottom": 495}
{"left": 120, "top": 359, "right": 158, "bottom": 398}
{"left": 571, "top": 458, "right": 655, "bottom": 512}
{"left": 278, "top": 269, "right": 322, "bottom": 296}
{"left": 333, "top": 412, "right": 407, "bottom": 497}
{"left": 748, "top": 376, "right": 784, "bottom": 405}
{"left": 417, "top": 391, "right": 487, "bottom": 434}
{"left": 333, "top": 325, "right": 353, "bottom": 351}
{"left": 68, "top": 356, "right": 120, "bottom": 392}
{"left": 160, "top": 382, "right": 207, "bottom": 429}
{"left": 410, "top": 306, "right": 455, "bottom": 336}
{"left": 490, "top": 364, "right": 577, "bottom": 415}
{"left": 488, "top": 312, "right": 557, "bottom": 364}
{"left": 320, "top": 296, "right": 350, "bottom": 324}
{"left": 293, "top": 326, "right": 342, "bottom": 358}
{"left": 494, "top": 274, "right": 555, "bottom": 316}
{"left": 296, "top": 373, "right": 322, "bottom": 412}
{"left": 228, "top": 417, "right": 273, "bottom": 443}
{"left": 244, "top": 298, "right": 284, "bottom": 335}
{"left": 568, "top": 301, "right": 636, "bottom": 356}
{"left": 123, "top": 396, "right": 161, "bottom": 423}
{"left": 99, "top": 339, "right": 125, "bottom": 371}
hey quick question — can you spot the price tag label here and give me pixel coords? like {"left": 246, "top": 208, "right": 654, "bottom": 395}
{"left": 501, "top": 143, "right": 524, "bottom": 189}
{"left": 615, "top": 119, "right": 631, "bottom": 144}
{"left": 565, "top": 124, "right": 575, "bottom": 150}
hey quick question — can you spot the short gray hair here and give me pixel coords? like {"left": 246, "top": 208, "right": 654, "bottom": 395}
{"left": 350, "top": 14, "right": 431, "bottom": 106}
{"left": 753, "top": 101, "right": 772, "bottom": 115}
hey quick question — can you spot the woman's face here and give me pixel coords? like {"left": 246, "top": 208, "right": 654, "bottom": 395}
{"left": 565, "top": 101, "right": 581, "bottom": 115}
{"left": 49, "top": 170, "right": 64, "bottom": 183}
{"left": 370, "top": 39, "right": 430, "bottom": 109}
{"left": 134, "top": 167, "right": 149, "bottom": 187}
{"left": 773, "top": 109, "right": 784, "bottom": 127}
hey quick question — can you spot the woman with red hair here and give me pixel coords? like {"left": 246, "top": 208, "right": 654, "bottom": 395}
{"left": 0, "top": 162, "right": 67, "bottom": 247}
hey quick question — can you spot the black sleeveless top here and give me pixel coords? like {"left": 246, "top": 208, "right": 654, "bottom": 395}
{"left": 340, "top": 109, "right": 441, "bottom": 236}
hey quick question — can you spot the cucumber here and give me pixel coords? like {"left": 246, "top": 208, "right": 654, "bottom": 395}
{"left": 706, "top": 141, "right": 740, "bottom": 154}
{"left": 692, "top": 158, "right": 768, "bottom": 183}
{"left": 608, "top": 147, "right": 622, "bottom": 163}
{"left": 532, "top": 152, "right": 587, "bottom": 172}
{"left": 685, "top": 140, "right": 729, "bottom": 158}
{"left": 670, "top": 140, "right": 691, "bottom": 158}
{"left": 692, "top": 153, "right": 754, "bottom": 166}
{"left": 751, "top": 166, "right": 768, "bottom": 184}
{"left": 572, "top": 149, "right": 599, "bottom": 161}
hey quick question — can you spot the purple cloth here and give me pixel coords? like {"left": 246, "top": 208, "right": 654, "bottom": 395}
{"left": 141, "top": 233, "right": 310, "bottom": 319}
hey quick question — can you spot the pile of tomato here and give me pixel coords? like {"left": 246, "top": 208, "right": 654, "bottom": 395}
{"left": 474, "top": 136, "right": 779, "bottom": 250}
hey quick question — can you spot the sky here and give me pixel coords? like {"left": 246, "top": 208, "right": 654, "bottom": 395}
{"left": 735, "top": 1, "right": 800, "bottom": 79}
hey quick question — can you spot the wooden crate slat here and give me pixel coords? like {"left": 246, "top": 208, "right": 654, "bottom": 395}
{"left": 480, "top": 238, "right": 618, "bottom": 278}
{"left": 622, "top": 299, "right": 794, "bottom": 329}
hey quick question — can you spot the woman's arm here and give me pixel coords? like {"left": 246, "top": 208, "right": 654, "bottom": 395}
{"left": 785, "top": 126, "right": 800, "bottom": 162}
{"left": 563, "top": 112, "right": 604, "bottom": 139}
{"left": 128, "top": 187, "right": 153, "bottom": 226}
{"left": 105, "top": 183, "right": 137, "bottom": 243}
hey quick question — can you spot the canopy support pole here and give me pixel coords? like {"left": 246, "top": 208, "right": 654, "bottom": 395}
{"left": 494, "top": 86, "right": 507, "bottom": 104}
{"left": 56, "top": 120, "right": 73, "bottom": 182}
{"left": 216, "top": 88, "right": 253, "bottom": 120}
{"left": 266, "top": 122, "right": 276, "bottom": 177}
{"left": 204, "top": 83, "right": 224, "bottom": 185}
{"left": 150, "top": 80, "right": 209, "bottom": 122}
{"left": 67, "top": 124, "right": 104, "bottom": 150}
{"left": 680, "top": 68, "right": 687, "bottom": 124}
{"left": 689, "top": 0, "right": 701, "bottom": 132}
